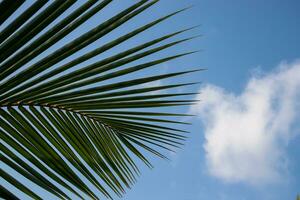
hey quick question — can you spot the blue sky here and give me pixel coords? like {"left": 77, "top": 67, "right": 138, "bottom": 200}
{"left": 1, "top": 1, "right": 300, "bottom": 200}
{"left": 122, "top": 1, "right": 300, "bottom": 200}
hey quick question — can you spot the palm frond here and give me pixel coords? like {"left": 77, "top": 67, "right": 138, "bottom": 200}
{"left": 0, "top": 1, "right": 201, "bottom": 199}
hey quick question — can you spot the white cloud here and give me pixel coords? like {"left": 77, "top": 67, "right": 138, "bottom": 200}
{"left": 191, "top": 60, "right": 300, "bottom": 185}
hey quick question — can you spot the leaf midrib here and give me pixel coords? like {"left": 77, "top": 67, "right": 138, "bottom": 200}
{"left": 0, "top": 103, "right": 109, "bottom": 130}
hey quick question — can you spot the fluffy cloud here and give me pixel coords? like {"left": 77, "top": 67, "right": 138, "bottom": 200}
{"left": 191, "top": 60, "right": 300, "bottom": 185}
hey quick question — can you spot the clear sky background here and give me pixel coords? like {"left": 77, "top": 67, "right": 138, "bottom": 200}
{"left": 121, "top": 1, "right": 300, "bottom": 200}
{"left": 1, "top": 1, "right": 299, "bottom": 200}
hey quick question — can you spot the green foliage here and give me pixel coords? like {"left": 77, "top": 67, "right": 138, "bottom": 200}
{"left": 0, "top": 1, "right": 200, "bottom": 199}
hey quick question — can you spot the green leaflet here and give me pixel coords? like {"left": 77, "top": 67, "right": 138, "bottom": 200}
{"left": 0, "top": 0, "right": 25, "bottom": 25}
{"left": 0, "top": 0, "right": 48, "bottom": 43}
{"left": 0, "top": 0, "right": 110, "bottom": 79}
{"left": 0, "top": 1, "right": 201, "bottom": 199}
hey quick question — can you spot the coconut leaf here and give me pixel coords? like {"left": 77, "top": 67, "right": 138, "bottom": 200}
{"left": 0, "top": 1, "right": 200, "bottom": 199}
